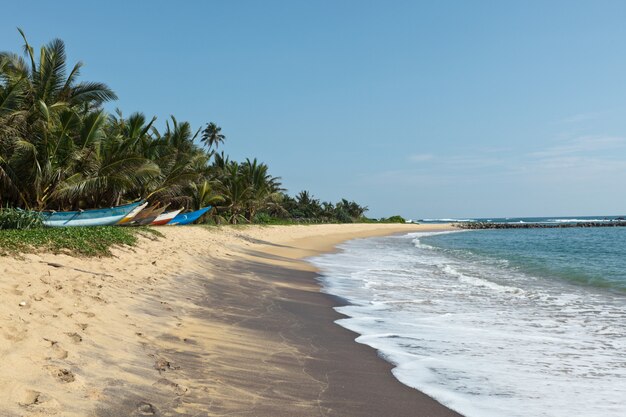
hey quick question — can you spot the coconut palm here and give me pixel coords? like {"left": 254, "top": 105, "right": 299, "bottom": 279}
{"left": 200, "top": 122, "right": 225, "bottom": 150}
{"left": 216, "top": 161, "right": 249, "bottom": 224}
{"left": 241, "top": 158, "right": 282, "bottom": 221}
{"left": 142, "top": 116, "right": 208, "bottom": 207}
{"left": 294, "top": 190, "right": 322, "bottom": 219}
{"left": 50, "top": 114, "right": 161, "bottom": 208}
{"left": 1, "top": 31, "right": 371, "bottom": 225}
{"left": 335, "top": 198, "right": 368, "bottom": 221}
{"left": 187, "top": 180, "right": 224, "bottom": 210}
{"left": 0, "top": 30, "right": 117, "bottom": 209}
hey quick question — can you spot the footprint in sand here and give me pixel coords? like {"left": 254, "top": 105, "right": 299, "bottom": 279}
{"left": 137, "top": 402, "right": 157, "bottom": 415}
{"left": 17, "top": 389, "right": 40, "bottom": 406}
{"left": 43, "top": 338, "right": 68, "bottom": 360}
{"left": 154, "top": 357, "right": 180, "bottom": 373}
{"left": 3, "top": 325, "right": 28, "bottom": 342}
{"left": 16, "top": 389, "right": 60, "bottom": 412}
{"left": 44, "top": 365, "right": 76, "bottom": 383}
{"left": 65, "top": 332, "right": 83, "bottom": 343}
{"left": 54, "top": 368, "right": 75, "bottom": 383}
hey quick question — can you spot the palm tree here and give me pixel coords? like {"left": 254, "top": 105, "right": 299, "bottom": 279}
{"left": 0, "top": 30, "right": 117, "bottom": 209}
{"left": 346, "top": 199, "right": 368, "bottom": 219}
{"left": 187, "top": 180, "right": 224, "bottom": 210}
{"left": 241, "top": 158, "right": 282, "bottom": 221}
{"left": 50, "top": 113, "right": 160, "bottom": 208}
{"left": 1, "top": 31, "right": 374, "bottom": 224}
{"left": 0, "top": 53, "right": 28, "bottom": 206}
{"left": 200, "top": 122, "right": 225, "bottom": 150}
{"left": 216, "top": 161, "right": 249, "bottom": 224}
{"left": 145, "top": 116, "right": 208, "bottom": 207}
{"left": 295, "top": 190, "right": 322, "bottom": 219}
{"left": 320, "top": 201, "right": 335, "bottom": 222}
{"left": 335, "top": 198, "right": 367, "bottom": 221}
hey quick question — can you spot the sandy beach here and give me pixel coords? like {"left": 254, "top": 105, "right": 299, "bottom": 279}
{"left": 0, "top": 223, "right": 458, "bottom": 417}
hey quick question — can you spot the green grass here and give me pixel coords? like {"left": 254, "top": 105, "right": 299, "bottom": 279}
{"left": 0, "top": 208, "right": 43, "bottom": 230}
{"left": 0, "top": 226, "right": 162, "bottom": 257}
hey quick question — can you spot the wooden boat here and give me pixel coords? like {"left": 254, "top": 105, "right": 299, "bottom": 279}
{"left": 122, "top": 205, "right": 156, "bottom": 226}
{"left": 133, "top": 206, "right": 167, "bottom": 226}
{"left": 117, "top": 202, "right": 149, "bottom": 225}
{"left": 151, "top": 209, "right": 183, "bottom": 226}
{"left": 42, "top": 201, "right": 143, "bottom": 227}
{"left": 168, "top": 206, "right": 211, "bottom": 225}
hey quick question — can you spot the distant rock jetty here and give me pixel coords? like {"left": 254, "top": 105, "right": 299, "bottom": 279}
{"left": 454, "top": 221, "right": 626, "bottom": 229}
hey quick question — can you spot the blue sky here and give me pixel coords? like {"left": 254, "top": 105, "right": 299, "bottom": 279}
{"left": 4, "top": 1, "right": 626, "bottom": 218}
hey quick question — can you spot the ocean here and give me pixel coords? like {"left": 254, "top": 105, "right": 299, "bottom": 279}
{"left": 309, "top": 227, "right": 626, "bottom": 417}
{"left": 417, "top": 215, "right": 626, "bottom": 224}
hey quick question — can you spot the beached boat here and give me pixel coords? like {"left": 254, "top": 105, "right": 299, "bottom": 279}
{"left": 42, "top": 201, "right": 144, "bottom": 227}
{"left": 117, "top": 202, "right": 149, "bottom": 225}
{"left": 168, "top": 206, "right": 211, "bottom": 225}
{"left": 131, "top": 205, "right": 167, "bottom": 226}
{"left": 151, "top": 209, "right": 183, "bottom": 226}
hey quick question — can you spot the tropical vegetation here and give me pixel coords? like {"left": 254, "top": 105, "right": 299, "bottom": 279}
{"left": 0, "top": 31, "right": 382, "bottom": 227}
{"left": 0, "top": 226, "right": 159, "bottom": 256}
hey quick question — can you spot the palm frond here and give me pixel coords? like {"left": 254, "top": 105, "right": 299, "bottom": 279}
{"left": 79, "top": 110, "right": 107, "bottom": 148}
{"left": 17, "top": 27, "right": 36, "bottom": 75}
{"left": 70, "top": 81, "right": 117, "bottom": 106}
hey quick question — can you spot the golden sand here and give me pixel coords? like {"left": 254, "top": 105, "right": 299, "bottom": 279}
{"left": 0, "top": 223, "right": 453, "bottom": 416}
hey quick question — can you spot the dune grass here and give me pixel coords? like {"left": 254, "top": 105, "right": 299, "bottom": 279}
{"left": 0, "top": 227, "right": 162, "bottom": 257}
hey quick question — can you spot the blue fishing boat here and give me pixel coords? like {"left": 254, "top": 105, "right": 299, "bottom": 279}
{"left": 42, "top": 201, "right": 144, "bottom": 227}
{"left": 168, "top": 206, "right": 211, "bottom": 225}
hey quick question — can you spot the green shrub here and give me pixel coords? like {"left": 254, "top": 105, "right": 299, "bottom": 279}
{"left": 382, "top": 215, "right": 406, "bottom": 223}
{"left": 358, "top": 217, "right": 378, "bottom": 223}
{"left": 254, "top": 212, "right": 273, "bottom": 224}
{"left": 334, "top": 209, "right": 353, "bottom": 223}
{"left": 0, "top": 208, "right": 43, "bottom": 230}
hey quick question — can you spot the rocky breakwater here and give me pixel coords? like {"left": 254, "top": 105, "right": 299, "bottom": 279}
{"left": 454, "top": 221, "right": 626, "bottom": 229}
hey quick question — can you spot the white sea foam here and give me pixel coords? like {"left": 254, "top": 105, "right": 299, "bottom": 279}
{"left": 548, "top": 218, "right": 614, "bottom": 223}
{"left": 310, "top": 233, "right": 626, "bottom": 417}
{"left": 421, "top": 218, "right": 474, "bottom": 222}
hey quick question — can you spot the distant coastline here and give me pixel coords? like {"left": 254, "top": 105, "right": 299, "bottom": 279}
{"left": 418, "top": 215, "right": 626, "bottom": 228}
{"left": 454, "top": 220, "right": 626, "bottom": 229}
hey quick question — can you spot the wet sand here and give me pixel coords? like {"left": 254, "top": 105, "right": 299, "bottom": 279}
{"left": 0, "top": 223, "right": 459, "bottom": 416}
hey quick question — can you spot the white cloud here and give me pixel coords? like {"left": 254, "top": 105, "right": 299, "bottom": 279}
{"left": 529, "top": 135, "right": 626, "bottom": 158}
{"left": 368, "top": 134, "right": 626, "bottom": 188}
{"left": 555, "top": 112, "right": 599, "bottom": 124}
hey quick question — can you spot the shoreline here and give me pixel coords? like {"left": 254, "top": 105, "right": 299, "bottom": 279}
{"left": 0, "top": 223, "right": 458, "bottom": 416}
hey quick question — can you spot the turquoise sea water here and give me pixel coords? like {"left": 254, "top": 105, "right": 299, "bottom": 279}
{"left": 310, "top": 227, "right": 626, "bottom": 417}
{"left": 421, "top": 228, "right": 626, "bottom": 292}
{"left": 418, "top": 215, "right": 626, "bottom": 224}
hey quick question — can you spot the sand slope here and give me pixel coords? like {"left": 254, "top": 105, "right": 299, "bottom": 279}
{"left": 0, "top": 223, "right": 455, "bottom": 416}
